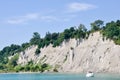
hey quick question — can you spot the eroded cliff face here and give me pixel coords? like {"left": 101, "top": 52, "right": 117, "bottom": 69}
{"left": 17, "top": 32, "right": 120, "bottom": 73}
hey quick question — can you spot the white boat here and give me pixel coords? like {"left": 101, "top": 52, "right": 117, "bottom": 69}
{"left": 86, "top": 71, "right": 94, "bottom": 77}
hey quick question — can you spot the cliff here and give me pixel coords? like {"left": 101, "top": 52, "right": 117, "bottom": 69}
{"left": 17, "top": 32, "right": 120, "bottom": 73}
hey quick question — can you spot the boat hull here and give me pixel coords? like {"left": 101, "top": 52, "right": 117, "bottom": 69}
{"left": 86, "top": 73, "right": 94, "bottom": 77}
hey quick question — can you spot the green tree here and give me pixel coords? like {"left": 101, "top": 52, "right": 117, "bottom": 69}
{"left": 78, "top": 24, "right": 87, "bottom": 38}
{"left": 79, "top": 24, "right": 87, "bottom": 32}
{"left": 91, "top": 20, "right": 104, "bottom": 32}
{"left": 45, "top": 32, "right": 52, "bottom": 41}
{"left": 63, "top": 29, "right": 71, "bottom": 39}
{"left": 30, "top": 32, "right": 41, "bottom": 45}
{"left": 21, "top": 42, "right": 30, "bottom": 51}
{"left": 102, "top": 20, "right": 120, "bottom": 44}
{"left": 51, "top": 33, "right": 59, "bottom": 40}
{"left": 69, "top": 27, "right": 75, "bottom": 38}
{"left": 35, "top": 48, "right": 41, "bottom": 55}
{"left": 8, "top": 54, "right": 19, "bottom": 67}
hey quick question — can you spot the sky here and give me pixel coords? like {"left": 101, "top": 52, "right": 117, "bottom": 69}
{"left": 0, "top": 0, "right": 120, "bottom": 50}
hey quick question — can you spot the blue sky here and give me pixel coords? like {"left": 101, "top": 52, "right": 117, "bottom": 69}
{"left": 0, "top": 0, "right": 120, "bottom": 50}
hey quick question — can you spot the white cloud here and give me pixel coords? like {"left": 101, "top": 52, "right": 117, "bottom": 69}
{"left": 6, "top": 13, "right": 59, "bottom": 24}
{"left": 24, "top": 13, "right": 39, "bottom": 19}
{"left": 7, "top": 19, "right": 25, "bottom": 24}
{"left": 67, "top": 2, "right": 97, "bottom": 12}
{"left": 40, "top": 16, "right": 58, "bottom": 22}
{"left": 7, "top": 13, "right": 39, "bottom": 24}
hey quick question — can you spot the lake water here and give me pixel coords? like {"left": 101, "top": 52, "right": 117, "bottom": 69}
{"left": 0, "top": 73, "right": 120, "bottom": 80}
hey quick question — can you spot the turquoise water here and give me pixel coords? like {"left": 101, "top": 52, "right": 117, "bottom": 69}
{"left": 0, "top": 73, "right": 120, "bottom": 80}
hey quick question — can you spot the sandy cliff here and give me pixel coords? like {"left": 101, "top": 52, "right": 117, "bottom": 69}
{"left": 18, "top": 32, "right": 120, "bottom": 73}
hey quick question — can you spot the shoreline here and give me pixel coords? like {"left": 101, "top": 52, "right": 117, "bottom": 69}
{"left": 0, "top": 71, "right": 120, "bottom": 75}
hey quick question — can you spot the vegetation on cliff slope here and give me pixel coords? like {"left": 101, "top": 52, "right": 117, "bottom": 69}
{"left": 0, "top": 20, "right": 120, "bottom": 72}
